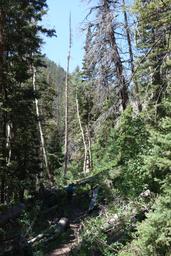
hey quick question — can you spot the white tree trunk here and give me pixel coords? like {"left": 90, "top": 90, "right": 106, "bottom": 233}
{"left": 76, "top": 94, "right": 90, "bottom": 174}
{"left": 64, "top": 14, "right": 72, "bottom": 176}
{"left": 86, "top": 125, "right": 92, "bottom": 171}
{"left": 32, "top": 67, "right": 52, "bottom": 183}
{"left": 6, "top": 121, "right": 12, "bottom": 166}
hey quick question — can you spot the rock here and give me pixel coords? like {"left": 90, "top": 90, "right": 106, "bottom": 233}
{"left": 140, "top": 189, "right": 152, "bottom": 198}
{"left": 108, "top": 214, "right": 119, "bottom": 225}
{"left": 58, "top": 218, "right": 70, "bottom": 230}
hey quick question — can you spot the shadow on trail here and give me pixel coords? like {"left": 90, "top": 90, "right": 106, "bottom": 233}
{"left": 32, "top": 186, "right": 92, "bottom": 256}
{"left": 0, "top": 180, "right": 106, "bottom": 256}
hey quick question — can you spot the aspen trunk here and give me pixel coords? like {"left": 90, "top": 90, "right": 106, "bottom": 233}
{"left": 64, "top": 15, "right": 71, "bottom": 176}
{"left": 86, "top": 125, "right": 92, "bottom": 170}
{"left": 76, "top": 93, "right": 87, "bottom": 174}
{"left": 32, "top": 67, "right": 52, "bottom": 183}
{"left": 6, "top": 121, "right": 12, "bottom": 166}
{"left": 122, "top": 0, "right": 142, "bottom": 112}
{"left": 85, "top": 126, "right": 91, "bottom": 173}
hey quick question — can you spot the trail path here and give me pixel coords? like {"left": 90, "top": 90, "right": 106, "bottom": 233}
{"left": 48, "top": 220, "right": 81, "bottom": 256}
{"left": 47, "top": 200, "right": 87, "bottom": 256}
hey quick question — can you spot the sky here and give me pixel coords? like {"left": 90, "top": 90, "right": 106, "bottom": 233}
{"left": 42, "top": 0, "right": 89, "bottom": 72}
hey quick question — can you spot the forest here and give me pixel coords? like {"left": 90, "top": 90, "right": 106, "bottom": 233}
{"left": 0, "top": 0, "right": 171, "bottom": 255}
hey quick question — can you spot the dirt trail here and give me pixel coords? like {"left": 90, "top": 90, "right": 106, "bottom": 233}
{"left": 48, "top": 221, "right": 81, "bottom": 256}
{"left": 45, "top": 191, "right": 90, "bottom": 256}
{"left": 47, "top": 199, "right": 88, "bottom": 256}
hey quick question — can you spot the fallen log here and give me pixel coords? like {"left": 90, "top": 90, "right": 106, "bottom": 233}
{"left": 28, "top": 217, "right": 69, "bottom": 245}
{"left": 0, "top": 203, "right": 25, "bottom": 226}
{"left": 75, "top": 167, "right": 120, "bottom": 187}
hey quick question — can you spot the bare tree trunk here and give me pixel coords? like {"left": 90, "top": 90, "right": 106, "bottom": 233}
{"left": 75, "top": 93, "right": 92, "bottom": 174}
{"left": 122, "top": 0, "right": 142, "bottom": 112}
{"left": 76, "top": 93, "right": 87, "bottom": 174}
{"left": 32, "top": 67, "right": 52, "bottom": 184}
{"left": 86, "top": 125, "right": 92, "bottom": 170}
{"left": 110, "top": 32, "right": 129, "bottom": 111}
{"left": 108, "top": 26, "right": 129, "bottom": 110}
{"left": 101, "top": 0, "right": 129, "bottom": 111}
{"left": 64, "top": 14, "right": 72, "bottom": 176}
{"left": 75, "top": 92, "right": 88, "bottom": 174}
{"left": 6, "top": 121, "right": 12, "bottom": 166}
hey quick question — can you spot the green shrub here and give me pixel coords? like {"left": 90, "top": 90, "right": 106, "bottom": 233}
{"left": 118, "top": 186, "right": 171, "bottom": 256}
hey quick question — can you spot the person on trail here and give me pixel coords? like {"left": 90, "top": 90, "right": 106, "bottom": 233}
{"left": 66, "top": 183, "right": 76, "bottom": 202}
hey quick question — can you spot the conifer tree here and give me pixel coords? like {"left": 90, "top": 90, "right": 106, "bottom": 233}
{"left": 0, "top": 0, "right": 55, "bottom": 203}
{"left": 122, "top": 0, "right": 142, "bottom": 112}
{"left": 134, "top": 0, "right": 171, "bottom": 111}
{"left": 83, "top": 0, "right": 129, "bottom": 112}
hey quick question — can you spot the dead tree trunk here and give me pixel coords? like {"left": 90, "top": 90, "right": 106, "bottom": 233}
{"left": 109, "top": 26, "right": 129, "bottom": 111}
{"left": 85, "top": 125, "right": 92, "bottom": 172}
{"left": 75, "top": 92, "right": 89, "bottom": 174}
{"left": 64, "top": 14, "right": 72, "bottom": 176}
{"left": 122, "top": 0, "right": 142, "bottom": 112}
{"left": 100, "top": 0, "right": 129, "bottom": 111}
{"left": 28, "top": 217, "right": 69, "bottom": 245}
{"left": 6, "top": 121, "right": 12, "bottom": 166}
{"left": 32, "top": 67, "right": 52, "bottom": 184}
